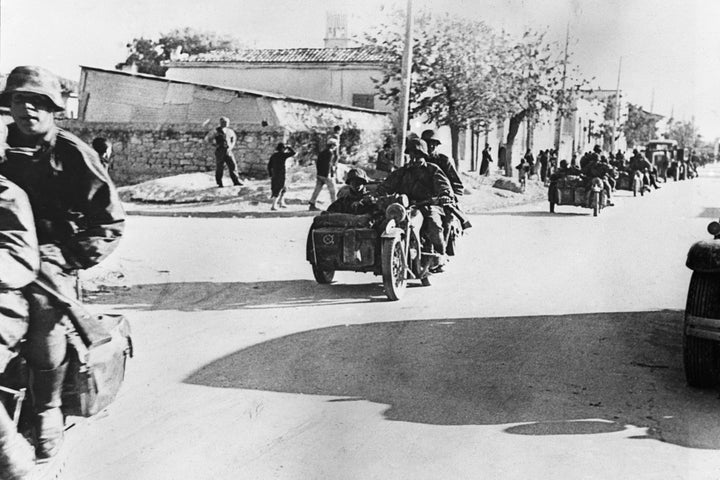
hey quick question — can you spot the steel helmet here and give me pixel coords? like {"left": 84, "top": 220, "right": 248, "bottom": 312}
{"left": 345, "top": 168, "right": 369, "bottom": 185}
{"left": 0, "top": 66, "right": 65, "bottom": 112}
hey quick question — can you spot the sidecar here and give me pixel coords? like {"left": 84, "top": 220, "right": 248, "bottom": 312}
{"left": 683, "top": 219, "right": 720, "bottom": 387}
{"left": 616, "top": 170, "right": 644, "bottom": 196}
{"left": 548, "top": 176, "right": 607, "bottom": 216}
{"left": 306, "top": 196, "right": 441, "bottom": 301}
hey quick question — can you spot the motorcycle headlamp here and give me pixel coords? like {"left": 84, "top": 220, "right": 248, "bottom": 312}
{"left": 708, "top": 221, "right": 720, "bottom": 236}
{"left": 385, "top": 203, "right": 407, "bottom": 223}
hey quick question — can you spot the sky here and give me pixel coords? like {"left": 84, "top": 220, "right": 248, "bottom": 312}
{"left": 2, "top": 0, "right": 718, "bottom": 139}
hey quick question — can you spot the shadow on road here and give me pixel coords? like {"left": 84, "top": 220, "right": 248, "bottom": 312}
{"left": 86, "top": 279, "right": 403, "bottom": 310}
{"left": 184, "top": 310, "right": 720, "bottom": 449}
{"left": 478, "top": 210, "right": 590, "bottom": 217}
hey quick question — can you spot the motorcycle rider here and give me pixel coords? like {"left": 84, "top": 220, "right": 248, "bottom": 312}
{"left": 0, "top": 65, "right": 126, "bottom": 461}
{"left": 0, "top": 172, "right": 40, "bottom": 480}
{"left": 376, "top": 138, "right": 453, "bottom": 269}
{"left": 629, "top": 149, "right": 660, "bottom": 190}
{"left": 327, "top": 168, "right": 376, "bottom": 215}
{"left": 420, "top": 130, "right": 464, "bottom": 199}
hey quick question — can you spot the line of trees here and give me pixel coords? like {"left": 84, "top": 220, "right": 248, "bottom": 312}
{"left": 363, "top": 10, "right": 586, "bottom": 176}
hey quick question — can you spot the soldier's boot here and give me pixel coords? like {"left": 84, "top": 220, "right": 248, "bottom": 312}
{"left": 30, "top": 364, "right": 66, "bottom": 461}
{"left": 0, "top": 403, "right": 36, "bottom": 480}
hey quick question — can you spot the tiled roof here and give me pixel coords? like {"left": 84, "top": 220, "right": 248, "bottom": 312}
{"left": 175, "top": 47, "right": 392, "bottom": 64}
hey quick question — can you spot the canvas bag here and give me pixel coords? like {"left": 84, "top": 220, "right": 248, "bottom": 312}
{"left": 61, "top": 313, "right": 133, "bottom": 418}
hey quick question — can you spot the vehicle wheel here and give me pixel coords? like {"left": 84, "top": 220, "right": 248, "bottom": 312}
{"left": 382, "top": 236, "right": 406, "bottom": 301}
{"left": 592, "top": 191, "right": 600, "bottom": 217}
{"left": 684, "top": 272, "right": 720, "bottom": 388}
{"left": 312, "top": 265, "right": 335, "bottom": 284}
{"left": 421, "top": 276, "right": 431, "bottom": 286}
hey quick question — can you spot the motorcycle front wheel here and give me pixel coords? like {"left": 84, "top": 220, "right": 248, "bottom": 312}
{"left": 382, "top": 236, "right": 406, "bottom": 301}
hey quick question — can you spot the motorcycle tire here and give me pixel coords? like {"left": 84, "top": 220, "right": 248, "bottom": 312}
{"left": 684, "top": 271, "right": 720, "bottom": 388}
{"left": 382, "top": 236, "right": 406, "bottom": 301}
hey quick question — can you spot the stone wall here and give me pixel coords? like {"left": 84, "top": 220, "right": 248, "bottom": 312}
{"left": 59, "top": 119, "right": 395, "bottom": 185}
{"left": 59, "top": 121, "right": 285, "bottom": 185}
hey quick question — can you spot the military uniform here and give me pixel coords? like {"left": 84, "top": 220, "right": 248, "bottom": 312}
{"left": 377, "top": 160, "right": 452, "bottom": 254}
{"left": 0, "top": 65, "right": 125, "bottom": 460}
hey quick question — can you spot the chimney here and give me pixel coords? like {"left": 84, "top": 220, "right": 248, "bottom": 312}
{"left": 324, "top": 12, "right": 349, "bottom": 48}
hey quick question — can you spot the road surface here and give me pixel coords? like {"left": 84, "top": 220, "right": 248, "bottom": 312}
{"left": 66, "top": 165, "right": 720, "bottom": 479}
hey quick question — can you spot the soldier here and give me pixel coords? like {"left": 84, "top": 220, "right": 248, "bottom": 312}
{"left": 0, "top": 65, "right": 126, "bottom": 460}
{"left": 377, "top": 139, "right": 453, "bottom": 269}
{"left": 0, "top": 173, "right": 40, "bottom": 479}
{"left": 420, "top": 130, "right": 464, "bottom": 198}
{"left": 327, "top": 168, "right": 375, "bottom": 215}
{"left": 206, "top": 116, "right": 242, "bottom": 187}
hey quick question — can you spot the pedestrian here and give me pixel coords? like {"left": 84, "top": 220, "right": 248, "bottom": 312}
{"left": 206, "top": 116, "right": 242, "bottom": 187}
{"left": 479, "top": 143, "right": 492, "bottom": 175}
{"left": 267, "top": 142, "right": 296, "bottom": 211}
{"left": 524, "top": 149, "right": 535, "bottom": 179}
{"left": 0, "top": 65, "right": 126, "bottom": 461}
{"left": 538, "top": 149, "right": 549, "bottom": 183}
{"left": 91, "top": 137, "right": 113, "bottom": 170}
{"left": 375, "top": 141, "right": 395, "bottom": 174}
{"left": 329, "top": 125, "right": 343, "bottom": 181}
{"left": 308, "top": 138, "right": 338, "bottom": 211}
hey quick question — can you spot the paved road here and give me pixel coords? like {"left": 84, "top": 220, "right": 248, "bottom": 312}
{"left": 66, "top": 165, "right": 720, "bottom": 479}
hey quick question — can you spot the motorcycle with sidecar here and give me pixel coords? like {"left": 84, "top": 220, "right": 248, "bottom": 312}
{"left": 683, "top": 218, "right": 720, "bottom": 387}
{"left": 306, "top": 194, "right": 465, "bottom": 301}
{"left": 548, "top": 175, "right": 607, "bottom": 216}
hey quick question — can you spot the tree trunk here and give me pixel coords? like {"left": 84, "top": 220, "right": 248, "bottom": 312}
{"left": 505, "top": 111, "right": 526, "bottom": 177}
{"left": 470, "top": 129, "right": 476, "bottom": 172}
{"left": 450, "top": 124, "right": 461, "bottom": 169}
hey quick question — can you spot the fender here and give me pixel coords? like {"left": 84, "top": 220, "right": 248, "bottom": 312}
{"left": 381, "top": 219, "right": 404, "bottom": 239}
{"left": 686, "top": 240, "right": 720, "bottom": 272}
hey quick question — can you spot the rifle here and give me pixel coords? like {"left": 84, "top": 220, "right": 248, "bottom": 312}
{"left": 444, "top": 204, "right": 472, "bottom": 230}
{"left": 32, "top": 272, "right": 112, "bottom": 349}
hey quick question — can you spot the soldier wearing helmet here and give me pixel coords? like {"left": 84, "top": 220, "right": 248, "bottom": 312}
{"left": 0, "top": 65, "right": 125, "bottom": 461}
{"left": 326, "top": 168, "right": 375, "bottom": 214}
{"left": 377, "top": 138, "right": 452, "bottom": 266}
{"left": 420, "top": 129, "right": 464, "bottom": 198}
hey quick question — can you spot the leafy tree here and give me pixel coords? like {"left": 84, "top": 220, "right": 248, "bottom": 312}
{"left": 492, "top": 29, "right": 581, "bottom": 176}
{"left": 116, "top": 27, "right": 243, "bottom": 76}
{"left": 666, "top": 119, "right": 700, "bottom": 149}
{"left": 622, "top": 103, "right": 659, "bottom": 147}
{"left": 364, "top": 11, "right": 504, "bottom": 165}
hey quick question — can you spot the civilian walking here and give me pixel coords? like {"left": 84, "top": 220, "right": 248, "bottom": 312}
{"left": 308, "top": 138, "right": 338, "bottom": 211}
{"left": 267, "top": 142, "right": 296, "bottom": 210}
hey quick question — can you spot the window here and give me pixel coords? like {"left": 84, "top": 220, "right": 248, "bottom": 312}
{"left": 352, "top": 94, "right": 375, "bottom": 109}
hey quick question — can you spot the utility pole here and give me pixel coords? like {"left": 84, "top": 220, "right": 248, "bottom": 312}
{"left": 554, "top": 21, "right": 570, "bottom": 157}
{"left": 396, "top": 0, "right": 413, "bottom": 167}
{"left": 610, "top": 56, "right": 622, "bottom": 153}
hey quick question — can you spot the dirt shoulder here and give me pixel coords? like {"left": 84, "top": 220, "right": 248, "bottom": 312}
{"left": 119, "top": 166, "right": 547, "bottom": 217}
